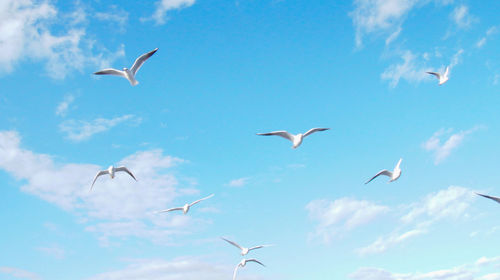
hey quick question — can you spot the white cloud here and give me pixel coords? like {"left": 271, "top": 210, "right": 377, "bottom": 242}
{"left": 350, "top": 0, "right": 419, "bottom": 48}
{"left": 349, "top": 0, "right": 457, "bottom": 48}
{"left": 476, "top": 256, "right": 500, "bottom": 267}
{"left": 476, "top": 26, "right": 498, "bottom": 48}
{"left": 37, "top": 245, "right": 65, "bottom": 259}
{"left": 450, "top": 5, "right": 475, "bottom": 29}
{"left": 59, "top": 114, "right": 141, "bottom": 141}
{"left": 85, "top": 257, "right": 264, "bottom": 280}
{"left": 385, "top": 26, "right": 402, "bottom": 45}
{"left": 0, "top": 130, "right": 207, "bottom": 244}
{"left": 0, "top": 267, "right": 40, "bottom": 280}
{"left": 350, "top": 255, "right": 500, "bottom": 280}
{"left": 306, "top": 197, "right": 388, "bottom": 243}
{"left": 356, "top": 228, "right": 427, "bottom": 255}
{"left": 55, "top": 94, "right": 75, "bottom": 117}
{"left": 147, "top": 0, "right": 196, "bottom": 25}
{"left": 227, "top": 177, "right": 250, "bottom": 187}
{"left": 94, "top": 5, "right": 129, "bottom": 32}
{"left": 402, "top": 186, "right": 474, "bottom": 223}
{"left": 0, "top": 0, "right": 124, "bottom": 79}
{"left": 422, "top": 126, "right": 479, "bottom": 165}
{"left": 381, "top": 50, "right": 430, "bottom": 88}
{"left": 358, "top": 186, "right": 475, "bottom": 255}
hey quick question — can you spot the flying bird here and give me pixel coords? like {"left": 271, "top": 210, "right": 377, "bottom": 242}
{"left": 93, "top": 48, "right": 158, "bottom": 86}
{"left": 426, "top": 66, "right": 449, "bottom": 85}
{"left": 91, "top": 165, "right": 137, "bottom": 190}
{"left": 475, "top": 193, "right": 500, "bottom": 204}
{"left": 221, "top": 237, "right": 272, "bottom": 256}
{"left": 233, "top": 259, "right": 265, "bottom": 280}
{"left": 256, "top": 128, "right": 330, "bottom": 149}
{"left": 156, "top": 194, "right": 215, "bottom": 214}
{"left": 365, "top": 158, "right": 402, "bottom": 184}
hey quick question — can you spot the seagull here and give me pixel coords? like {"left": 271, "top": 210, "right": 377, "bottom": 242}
{"left": 365, "top": 158, "right": 402, "bottom": 184}
{"left": 221, "top": 237, "right": 272, "bottom": 256}
{"left": 426, "top": 66, "right": 449, "bottom": 85}
{"left": 93, "top": 48, "right": 158, "bottom": 86}
{"left": 256, "top": 128, "right": 330, "bottom": 149}
{"left": 156, "top": 194, "right": 215, "bottom": 214}
{"left": 90, "top": 165, "right": 137, "bottom": 190}
{"left": 475, "top": 193, "right": 500, "bottom": 204}
{"left": 233, "top": 259, "right": 265, "bottom": 280}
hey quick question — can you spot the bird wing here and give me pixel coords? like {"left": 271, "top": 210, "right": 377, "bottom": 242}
{"left": 248, "top": 244, "right": 272, "bottom": 251}
{"left": 189, "top": 193, "right": 215, "bottom": 206}
{"left": 130, "top": 48, "right": 158, "bottom": 75}
{"left": 247, "top": 259, "right": 265, "bottom": 267}
{"left": 115, "top": 166, "right": 137, "bottom": 181}
{"left": 395, "top": 158, "right": 403, "bottom": 170}
{"left": 221, "top": 237, "right": 244, "bottom": 250}
{"left": 365, "top": 170, "right": 393, "bottom": 184}
{"left": 233, "top": 264, "right": 240, "bottom": 280}
{"left": 303, "top": 127, "right": 330, "bottom": 138}
{"left": 256, "top": 131, "right": 294, "bottom": 142}
{"left": 90, "top": 170, "right": 109, "bottom": 191}
{"left": 94, "top": 68, "right": 125, "bottom": 77}
{"left": 156, "top": 207, "right": 183, "bottom": 213}
{"left": 426, "top": 71, "right": 441, "bottom": 79}
{"left": 476, "top": 193, "right": 500, "bottom": 204}
{"left": 444, "top": 66, "right": 450, "bottom": 77}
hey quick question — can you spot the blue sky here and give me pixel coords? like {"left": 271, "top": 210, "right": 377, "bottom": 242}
{"left": 0, "top": 0, "right": 499, "bottom": 279}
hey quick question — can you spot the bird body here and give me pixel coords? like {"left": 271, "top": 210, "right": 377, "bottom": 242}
{"left": 156, "top": 194, "right": 215, "bottom": 215}
{"left": 233, "top": 259, "right": 265, "bottom": 280}
{"left": 365, "top": 158, "right": 402, "bottom": 184}
{"left": 94, "top": 48, "right": 158, "bottom": 86}
{"left": 123, "top": 68, "right": 138, "bottom": 86}
{"left": 90, "top": 165, "right": 137, "bottom": 190}
{"left": 257, "top": 128, "right": 329, "bottom": 149}
{"left": 426, "top": 66, "right": 449, "bottom": 85}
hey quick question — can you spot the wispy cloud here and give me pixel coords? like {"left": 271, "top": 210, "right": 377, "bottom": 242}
{"left": 0, "top": 267, "right": 41, "bottom": 280}
{"left": 349, "top": 0, "right": 456, "bottom": 48}
{"left": 357, "top": 186, "right": 476, "bottom": 255}
{"left": 145, "top": 0, "right": 196, "bottom": 25}
{"left": 476, "top": 26, "right": 498, "bottom": 48}
{"left": 59, "top": 114, "right": 141, "bottom": 141}
{"left": 85, "top": 257, "right": 262, "bottom": 280}
{"left": 306, "top": 197, "right": 389, "bottom": 243}
{"left": 422, "top": 126, "right": 481, "bottom": 165}
{"left": 0, "top": 0, "right": 124, "bottom": 79}
{"left": 94, "top": 5, "right": 129, "bottom": 32}
{"left": 37, "top": 245, "right": 65, "bottom": 259}
{"left": 450, "top": 5, "right": 476, "bottom": 29}
{"left": 55, "top": 94, "right": 75, "bottom": 117}
{"left": 381, "top": 50, "right": 430, "bottom": 88}
{"left": 381, "top": 48, "right": 463, "bottom": 88}
{"left": 350, "top": 0, "right": 417, "bottom": 48}
{"left": 0, "top": 130, "right": 207, "bottom": 245}
{"left": 350, "top": 255, "right": 500, "bottom": 280}
{"left": 226, "top": 177, "right": 250, "bottom": 187}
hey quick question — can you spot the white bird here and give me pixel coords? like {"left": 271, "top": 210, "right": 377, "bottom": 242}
{"left": 156, "top": 194, "right": 214, "bottom": 214}
{"left": 426, "top": 66, "right": 449, "bottom": 85}
{"left": 91, "top": 165, "right": 137, "bottom": 190}
{"left": 233, "top": 259, "right": 265, "bottom": 280}
{"left": 221, "top": 237, "right": 272, "bottom": 256}
{"left": 257, "top": 128, "right": 330, "bottom": 149}
{"left": 475, "top": 193, "right": 500, "bottom": 204}
{"left": 365, "top": 158, "right": 402, "bottom": 184}
{"left": 94, "top": 48, "right": 158, "bottom": 86}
